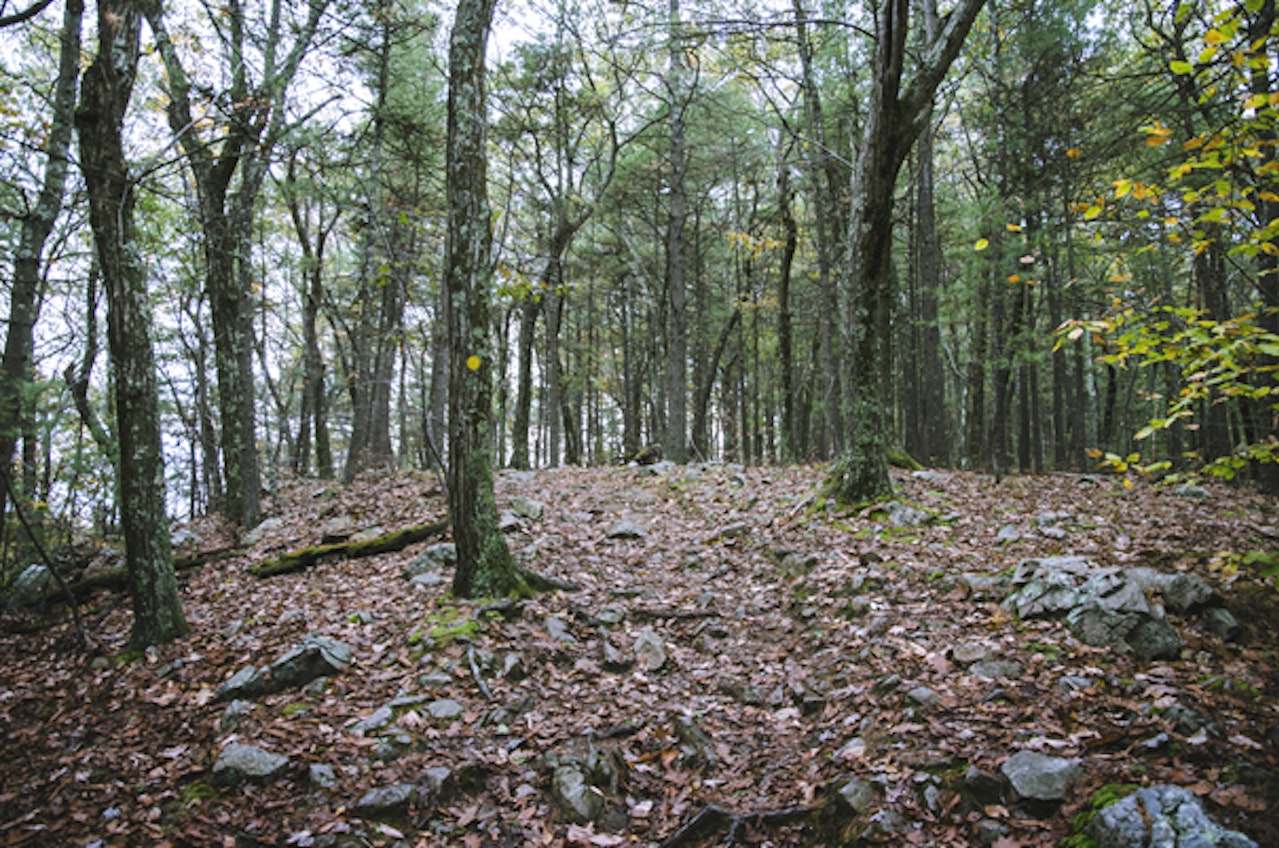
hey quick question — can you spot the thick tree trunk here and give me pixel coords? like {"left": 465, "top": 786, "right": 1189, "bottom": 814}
{"left": 77, "top": 0, "right": 187, "bottom": 648}
{"left": 510, "top": 294, "right": 541, "bottom": 469}
{"left": 445, "top": 0, "right": 521, "bottom": 598}
{"left": 664, "top": 0, "right": 689, "bottom": 464}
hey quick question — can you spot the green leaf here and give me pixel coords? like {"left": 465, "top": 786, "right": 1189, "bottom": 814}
{"left": 1170, "top": 60, "right": 1194, "bottom": 75}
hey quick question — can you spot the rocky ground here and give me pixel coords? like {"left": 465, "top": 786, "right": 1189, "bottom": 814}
{"left": 2, "top": 462, "right": 1278, "bottom": 847}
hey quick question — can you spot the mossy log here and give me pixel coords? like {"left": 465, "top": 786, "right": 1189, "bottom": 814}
{"left": 63, "top": 546, "right": 238, "bottom": 599}
{"left": 249, "top": 521, "right": 447, "bottom": 578}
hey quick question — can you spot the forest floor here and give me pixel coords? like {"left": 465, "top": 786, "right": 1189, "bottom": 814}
{"left": 2, "top": 462, "right": 1279, "bottom": 847}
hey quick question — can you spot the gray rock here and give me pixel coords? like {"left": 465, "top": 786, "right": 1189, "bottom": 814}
{"left": 911, "top": 470, "right": 949, "bottom": 484}
{"left": 951, "top": 642, "right": 990, "bottom": 665}
{"left": 419, "top": 671, "right": 453, "bottom": 688}
{"left": 551, "top": 760, "right": 602, "bottom": 824}
{"left": 1086, "top": 785, "right": 1256, "bottom": 848}
{"left": 634, "top": 627, "right": 666, "bottom": 672}
{"left": 606, "top": 518, "right": 647, "bottom": 540}
{"left": 427, "top": 698, "right": 464, "bottom": 720}
{"left": 1039, "top": 526, "right": 1067, "bottom": 540}
{"left": 544, "top": 739, "right": 622, "bottom": 825}
{"left": 269, "top": 635, "right": 355, "bottom": 690}
{"left": 9, "top": 564, "right": 55, "bottom": 607}
{"left": 886, "top": 502, "right": 928, "bottom": 527}
{"left": 215, "top": 665, "right": 272, "bottom": 702}
{"left": 996, "top": 524, "right": 1021, "bottom": 542}
{"left": 309, "top": 763, "right": 338, "bottom": 789}
{"left": 1000, "top": 750, "right": 1082, "bottom": 803}
{"left": 212, "top": 744, "right": 290, "bottom": 787}
{"left": 905, "top": 686, "right": 940, "bottom": 707}
{"left": 354, "top": 782, "right": 416, "bottom": 821}
{"left": 498, "top": 510, "right": 523, "bottom": 532}
{"left": 1164, "top": 574, "right": 1219, "bottom": 614}
{"left": 963, "top": 766, "right": 1004, "bottom": 806}
{"left": 545, "top": 616, "right": 576, "bottom": 644}
{"left": 973, "top": 818, "right": 1007, "bottom": 846}
{"left": 404, "top": 542, "right": 457, "bottom": 577}
{"left": 502, "top": 652, "right": 526, "bottom": 681}
{"left": 219, "top": 699, "right": 256, "bottom": 732}
{"left": 348, "top": 525, "right": 384, "bottom": 544}
{"left": 170, "top": 526, "right": 202, "bottom": 550}
{"left": 320, "top": 515, "right": 355, "bottom": 542}
{"left": 1166, "top": 703, "right": 1215, "bottom": 736}
{"left": 961, "top": 574, "right": 1010, "bottom": 601}
{"left": 595, "top": 605, "right": 626, "bottom": 626}
{"left": 350, "top": 706, "right": 394, "bottom": 735}
{"left": 1204, "top": 607, "right": 1241, "bottom": 641}
{"left": 242, "top": 517, "right": 285, "bottom": 546}
{"left": 601, "top": 638, "right": 632, "bottom": 672}
{"left": 420, "top": 765, "right": 453, "bottom": 796}
{"left": 509, "top": 496, "right": 544, "bottom": 520}
{"left": 1033, "top": 511, "right": 1073, "bottom": 526}
{"left": 1127, "top": 616, "right": 1183, "bottom": 661}
{"left": 969, "top": 660, "right": 1023, "bottom": 680}
{"left": 836, "top": 777, "right": 879, "bottom": 815}
{"left": 409, "top": 572, "right": 446, "bottom": 589}
{"left": 1175, "top": 484, "right": 1212, "bottom": 500}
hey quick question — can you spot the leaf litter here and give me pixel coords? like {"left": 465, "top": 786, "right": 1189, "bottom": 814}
{"left": 2, "top": 464, "right": 1278, "bottom": 846}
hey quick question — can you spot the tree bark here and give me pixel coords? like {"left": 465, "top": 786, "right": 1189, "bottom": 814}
{"left": 0, "top": 0, "right": 82, "bottom": 523}
{"left": 663, "top": 0, "right": 689, "bottom": 464}
{"left": 445, "top": 0, "right": 521, "bottom": 598}
{"left": 76, "top": 0, "right": 188, "bottom": 648}
{"left": 829, "top": 0, "right": 985, "bottom": 502}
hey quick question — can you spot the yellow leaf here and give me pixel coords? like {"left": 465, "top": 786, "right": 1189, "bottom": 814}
{"left": 1147, "top": 134, "right": 1170, "bottom": 147}
{"left": 974, "top": 238, "right": 990, "bottom": 251}
{"left": 1114, "top": 179, "right": 1132, "bottom": 198}
{"left": 1083, "top": 205, "right": 1102, "bottom": 220}
{"left": 1006, "top": 223, "right": 1022, "bottom": 232}
{"left": 1007, "top": 274, "right": 1021, "bottom": 283}
{"left": 1124, "top": 477, "right": 1133, "bottom": 490}
{"left": 1204, "top": 27, "right": 1226, "bottom": 45}
{"left": 1066, "top": 147, "right": 1082, "bottom": 159}
{"left": 466, "top": 355, "right": 482, "bottom": 371}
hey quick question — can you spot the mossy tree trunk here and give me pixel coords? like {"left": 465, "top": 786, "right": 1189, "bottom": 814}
{"left": 829, "top": 0, "right": 986, "bottom": 504}
{"left": 445, "top": 0, "right": 521, "bottom": 598}
{"left": 76, "top": 0, "right": 188, "bottom": 648}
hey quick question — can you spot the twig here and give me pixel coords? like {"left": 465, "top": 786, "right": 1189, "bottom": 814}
{"left": 631, "top": 607, "right": 719, "bottom": 621}
{"left": 467, "top": 644, "right": 492, "bottom": 700}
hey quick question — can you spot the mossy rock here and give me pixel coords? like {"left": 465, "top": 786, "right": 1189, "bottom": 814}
{"left": 886, "top": 446, "right": 923, "bottom": 470}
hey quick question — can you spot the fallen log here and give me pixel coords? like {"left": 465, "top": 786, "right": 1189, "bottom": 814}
{"left": 64, "top": 545, "right": 239, "bottom": 599}
{"left": 249, "top": 520, "right": 448, "bottom": 577}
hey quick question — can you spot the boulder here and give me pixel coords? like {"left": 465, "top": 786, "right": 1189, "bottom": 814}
{"left": 1000, "top": 750, "right": 1082, "bottom": 803}
{"left": 404, "top": 542, "right": 457, "bottom": 577}
{"left": 542, "top": 738, "right": 624, "bottom": 826}
{"left": 836, "top": 777, "right": 880, "bottom": 815}
{"left": 1086, "top": 785, "right": 1256, "bottom": 848}
{"left": 354, "top": 782, "right": 417, "bottom": 822}
{"left": 268, "top": 635, "right": 354, "bottom": 689}
{"left": 634, "top": 627, "right": 666, "bottom": 672}
{"left": 9, "top": 564, "right": 55, "bottom": 607}
{"left": 212, "top": 744, "right": 290, "bottom": 787}
{"left": 606, "top": 518, "right": 647, "bottom": 540}
{"left": 1164, "top": 574, "right": 1219, "bottom": 614}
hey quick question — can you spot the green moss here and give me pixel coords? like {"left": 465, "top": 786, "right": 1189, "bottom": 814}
{"left": 886, "top": 446, "right": 923, "bottom": 470}
{"left": 282, "top": 702, "right": 308, "bottom": 716}
{"left": 925, "top": 569, "right": 945, "bottom": 583}
{"left": 419, "top": 605, "right": 481, "bottom": 645}
{"left": 1063, "top": 783, "right": 1140, "bottom": 848}
{"left": 179, "top": 782, "right": 219, "bottom": 808}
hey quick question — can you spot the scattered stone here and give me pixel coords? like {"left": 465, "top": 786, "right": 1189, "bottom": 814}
{"left": 242, "top": 517, "right": 284, "bottom": 546}
{"left": 419, "top": 671, "right": 453, "bottom": 688}
{"left": 606, "top": 518, "right": 647, "bottom": 540}
{"left": 873, "top": 674, "right": 902, "bottom": 695}
{"left": 319, "top": 515, "right": 355, "bottom": 543}
{"left": 215, "top": 666, "right": 271, "bottom": 702}
{"left": 973, "top": 818, "right": 1007, "bottom": 846}
{"left": 426, "top": 699, "right": 464, "bottom": 720}
{"left": 404, "top": 543, "right": 457, "bottom": 577}
{"left": 1204, "top": 607, "right": 1241, "bottom": 641}
{"left": 420, "top": 765, "right": 453, "bottom": 797}
{"left": 1163, "top": 574, "right": 1219, "bottom": 614}
{"left": 9, "top": 564, "right": 54, "bottom": 607}
{"left": 1166, "top": 703, "right": 1215, "bottom": 736}
{"left": 905, "top": 686, "right": 940, "bottom": 707}
{"left": 886, "top": 502, "right": 929, "bottom": 527}
{"left": 1086, "top": 784, "right": 1256, "bottom": 848}
{"left": 960, "top": 574, "right": 1010, "bottom": 601}
{"left": 779, "top": 551, "right": 818, "bottom": 576}
{"left": 544, "top": 616, "right": 576, "bottom": 644}
{"left": 170, "top": 527, "right": 201, "bottom": 550}
{"left": 509, "top": 496, "right": 544, "bottom": 520}
{"left": 1000, "top": 750, "right": 1082, "bottom": 804}
{"left": 409, "top": 572, "right": 446, "bottom": 589}
{"left": 1039, "top": 526, "right": 1067, "bottom": 540}
{"left": 309, "top": 763, "right": 338, "bottom": 789}
{"left": 963, "top": 766, "right": 1004, "bottom": 807}
{"left": 353, "top": 782, "right": 416, "bottom": 822}
{"left": 713, "top": 522, "right": 750, "bottom": 540}
{"left": 951, "top": 643, "right": 990, "bottom": 665}
{"left": 268, "top": 635, "right": 355, "bottom": 691}
{"left": 1033, "top": 511, "right": 1072, "bottom": 526}
{"left": 1175, "top": 484, "right": 1212, "bottom": 500}
{"left": 911, "top": 470, "right": 949, "bottom": 484}
{"left": 498, "top": 510, "right": 523, "bottom": 532}
{"left": 502, "top": 652, "right": 527, "bottom": 680}
{"left": 1057, "top": 675, "right": 1095, "bottom": 692}
{"left": 601, "top": 638, "right": 632, "bottom": 672}
{"left": 279, "top": 608, "right": 306, "bottom": 624}
{"left": 836, "top": 777, "right": 879, "bottom": 815}
{"left": 674, "top": 716, "right": 717, "bottom": 767}
{"left": 543, "top": 739, "right": 623, "bottom": 826}
{"left": 969, "top": 661, "right": 1023, "bottom": 680}
{"left": 633, "top": 627, "right": 666, "bottom": 672}
{"left": 220, "top": 699, "right": 255, "bottom": 732}
{"left": 595, "top": 605, "right": 626, "bottom": 626}
{"left": 212, "top": 744, "right": 290, "bottom": 787}
{"left": 350, "top": 706, "right": 393, "bottom": 735}
{"left": 996, "top": 525, "right": 1021, "bottom": 543}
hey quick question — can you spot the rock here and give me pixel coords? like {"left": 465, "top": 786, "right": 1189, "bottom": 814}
{"left": 426, "top": 698, "right": 464, "bottom": 720}
{"left": 960, "top": 574, "right": 1010, "bottom": 601}
{"left": 353, "top": 782, "right": 416, "bottom": 822}
{"left": 409, "top": 572, "right": 446, "bottom": 589}
{"left": 1000, "top": 750, "right": 1082, "bottom": 804}
{"left": 886, "top": 502, "right": 928, "bottom": 527}
{"left": 404, "top": 543, "right": 457, "bottom": 577}
{"left": 498, "top": 510, "right": 523, "bottom": 532}
{"left": 9, "top": 564, "right": 55, "bottom": 607}
{"left": 996, "top": 525, "right": 1021, "bottom": 543}
{"left": 1039, "top": 526, "right": 1067, "bottom": 540}
{"left": 309, "top": 763, "right": 338, "bottom": 789}
{"left": 1086, "top": 785, "right": 1256, "bottom": 848}
{"left": 1163, "top": 574, "right": 1219, "bottom": 614}
{"left": 713, "top": 522, "right": 750, "bottom": 540}
{"left": 350, "top": 706, "right": 394, "bottom": 735}
{"left": 951, "top": 642, "right": 990, "bottom": 665}
{"left": 551, "top": 760, "right": 603, "bottom": 824}
{"left": 969, "top": 661, "right": 1023, "bottom": 680}
{"left": 543, "top": 739, "right": 623, "bottom": 826}
{"left": 606, "top": 518, "right": 647, "bottom": 540}
{"left": 911, "top": 470, "right": 949, "bottom": 484}
{"left": 419, "top": 671, "right": 453, "bottom": 688}
{"left": 1126, "top": 616, "right": 1183, "bottom": 661}
{"left": 675, "top": 716, "right": 717, "bottom": 767}
{"left": 544, "top": 616, "right": 576, "bottom": 644}
{"left": 905, "top": 686, "right": 940, "bottom": 707}
{"left": 242, "top": 517, "right": 284, "bottom": 546}
{"left": 973, "top": 818, "right": 1007, "bottom": 846}
{"left": 170, "top": 526, "right": 201, "bottom": 550}
{"left": 220, "top": 699, "right": 256, "bottom": 732}
{"left": 633, "top": 627, "right": 666, "bottom": 671}
{"left": 779, "top": 551, "right": 818, "bottom": 576}
{"left": 502, "top": 652, "right": 526, "bottom": 681}
{"left": 509, "top": 496, "right": 544, "bottom": 520}
{"left": 601, "top": 638, "right": 632, "bottom": 672}
{"left": 595, "top": 604, "right": 626, "bottom": 626}
{"left": 1175, "top": 484, "right": 1212, "bottom": 500}
{"left": 212, "top": 744, "right": 290, "bottom": 787}
{"left": 320, "top": 515, "right": 355, "bottom": 543}
{"left": 269, "top": 635, "right": 355, "bottom": 690}
{"left": 963, "top": 766, "right": 1004, "bottom": 806}
{"left": 420, "top": 765, "right": 453, "bottom": 796}
{"left": 1033, "top": 511, "right": 1072, "bottom": 526}
{"left": 1166, "top": 703, "right": 1215, "bottom": 736}
{"left": 1204, "top": 607, "right": 1241, "bottom": 641}
{"left": 215, "top": 665, "right": 272, "bottom": 702}
{"left": 836, "top": 777, "right": 879, "bottom": 815}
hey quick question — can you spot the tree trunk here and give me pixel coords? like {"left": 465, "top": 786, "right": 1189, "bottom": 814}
{"left": 664, "top": 0, "right": 690, "bottom": 464}
{"left": 510, "top": 294, "right": 540, "bottom": 469}
{"left": 445, "top": 0, "right": 521, "bottom": 599}
{"left": 0, "top": 0, "right": 82, "bottom": 524}
{"left": 829, "top": 0, "right": 986, "bottom": 502}
{"left": 77, "top": 0, "right": 188, "bottom": 648}
{"left": 776, "top": 140, "right": 800, "bottom": 462}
